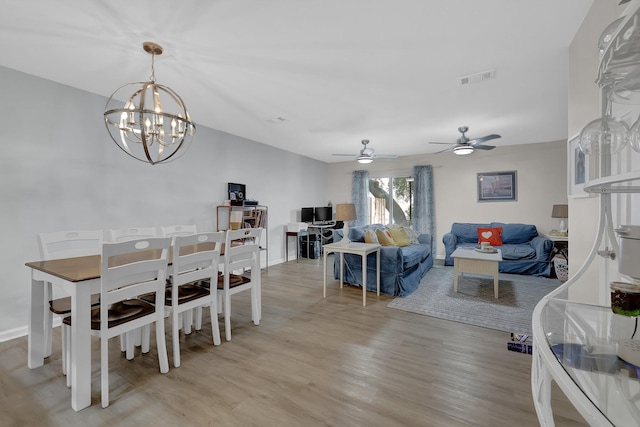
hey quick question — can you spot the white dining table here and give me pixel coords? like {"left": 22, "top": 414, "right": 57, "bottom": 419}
{"left": 27, "top": 254, "right": 101, "bottom": 411}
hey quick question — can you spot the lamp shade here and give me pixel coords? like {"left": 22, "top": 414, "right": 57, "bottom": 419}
{"left": 335, "top": 203, "right": 357, "bottom": 221}
{"left": 551, "top": 204, "right": 569, "bottom": 218}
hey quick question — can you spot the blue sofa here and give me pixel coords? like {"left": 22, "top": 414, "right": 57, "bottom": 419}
{"left": 333, "top": 224, "right": 433, "bottom": 296}
{"left": 443, "top": 222, "right": 554, "bottom": 276}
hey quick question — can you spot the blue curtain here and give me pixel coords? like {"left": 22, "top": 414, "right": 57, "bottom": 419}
{"left": 352, "top": 170, "right": 369, "bottom": 226}
{"left": 413, "top": 165, "right": 436, "bottom": 258}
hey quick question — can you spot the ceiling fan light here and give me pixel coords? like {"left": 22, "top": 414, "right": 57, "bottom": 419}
{"left": 453, "top": 146, "right": 474, "bottom": 155}
{"left": 357, "top": 155, "right": 373, "bottom": 164}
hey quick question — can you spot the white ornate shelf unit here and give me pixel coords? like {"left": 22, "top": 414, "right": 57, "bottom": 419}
{"left": 532, "top": 1, "right": 640, "bottom": 426}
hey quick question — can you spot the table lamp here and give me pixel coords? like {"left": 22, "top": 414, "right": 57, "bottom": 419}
{"left": 551, "top": 204, "right": 568, "bottom": 233}
{"left": 335, "top": 203, "right": 357, "bottom": 245}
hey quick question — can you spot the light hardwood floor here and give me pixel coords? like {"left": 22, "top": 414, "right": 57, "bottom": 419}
{"left": 1, "top": 257, "right": 586, "bottom": 426}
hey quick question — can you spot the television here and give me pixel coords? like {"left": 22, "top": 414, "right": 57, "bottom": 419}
{"left": 314, "top": 206, "right": 333, "bottom": 223}
{"left": 301, "top": 207, "right": 314, "bottom": 223}
{"left": 228, "top": 183, "right": 246, "bottom": 206}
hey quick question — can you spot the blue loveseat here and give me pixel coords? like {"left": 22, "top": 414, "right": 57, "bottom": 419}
{"left": 333, "top": 224, "right": 433, "bottom": 296}
{"left": 443, "top": 222, "right": 554, "bottom": 276}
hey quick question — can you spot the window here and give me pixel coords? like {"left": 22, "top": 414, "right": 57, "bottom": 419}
{"left": 368, "top": 176, "right": 413, "bottom": 226}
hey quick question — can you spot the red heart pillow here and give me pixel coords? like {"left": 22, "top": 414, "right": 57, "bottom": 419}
{"left": 477, "top": 227, "right": 503, "bottom": 246}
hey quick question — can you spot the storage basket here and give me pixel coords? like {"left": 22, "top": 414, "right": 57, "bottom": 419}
{"left": 554, "top": 256, "right": 569, "bottom": 282}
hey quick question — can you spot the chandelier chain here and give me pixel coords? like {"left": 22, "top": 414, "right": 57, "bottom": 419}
{"left": 150, "top": 53, "right": 156, "bottom": 83}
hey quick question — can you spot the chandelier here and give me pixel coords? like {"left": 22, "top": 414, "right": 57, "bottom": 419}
{"left": 104, "top": 42, "right": 196, "bottom": 165}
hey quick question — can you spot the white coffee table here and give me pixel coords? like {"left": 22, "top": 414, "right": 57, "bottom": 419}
{"left": 451, "top": 247, "right": 503, "bottom": 299}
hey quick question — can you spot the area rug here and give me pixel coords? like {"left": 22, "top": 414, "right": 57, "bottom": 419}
{"left": 387, "top": 266, "right": 561, "bottom": 336}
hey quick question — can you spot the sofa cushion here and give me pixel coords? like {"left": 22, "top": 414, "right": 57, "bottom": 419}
{"left": 388, "top": 227, "right": 411, "bottom": 247}
{"left": 491, "top": 223, "right": 539, "bottom": 244}
{"left": 349, "top": 227, "right": 366, "bottom": 243}
{"left": 451, "top": 223, "right": 492, "bottom": 243}
{"left": 364, "top": 228, "right": 379, "bottom": 244}
{"left": 477, "top": 227, "right": 503, "bottom": 246}
{"left": 376, "top": 228, "right": 396, "bottom": 246}
{"left": 401, "top": 244, "right": 431, "bottom": 269}
{"left": 500, "top": 244, "right": 536, "bottom": 260}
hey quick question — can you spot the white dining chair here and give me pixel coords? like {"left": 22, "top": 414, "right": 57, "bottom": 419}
{"left": 63, "top": 237, "right": 171, "bottom": 408}
{"left": 37, "top": 230, "right": 103, "bottom": 374}
{"left": 106, "top": 226, "right": 161, "bottom": 354}
{"left": 107, "top": 226, "right": 158, "bottom": 243}
{"left": 158, "top": 224, "right": 197, "bottom": 237}
{"left": 218, "top": 228, "right": 262, "bottom": 341}
{"left": 168, "top": 232, "right": 222, "bottom": 367}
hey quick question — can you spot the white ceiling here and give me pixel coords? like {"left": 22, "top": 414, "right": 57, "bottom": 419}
{"left": 1, "top": 0, "right": 594, "bottom": 163}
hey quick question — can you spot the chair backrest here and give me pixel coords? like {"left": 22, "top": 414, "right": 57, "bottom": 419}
{"left": 38, "top": 229, "right": 103, "bottom": 260}
{"left": 158, "top": 224, "right": 197, "bottom": 237}
{"left": 224, "top": 228, "right": 262, "bottom": 274}
{"left": 172, "top": 232, "right": 223, "bottom": 290}
{"left": 107, "top": 227, "right": 158, "bottom": 243}
{"left": 100, "top": 237, "right": 171, "bottom": 315}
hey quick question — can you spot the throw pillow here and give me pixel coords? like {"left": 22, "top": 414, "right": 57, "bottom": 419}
{"left": 477, "top": 227, "right": 503, "bottom": 246}
{"left": 375, "top": 228, "right": 397, "bottom": 246}
{"left": 364, "top": 228, "right": 379, "bottom": 244}
{"left": 388, "top": 227, "right": 411, "bottom": 247}
{"left": 403, "top": 226, "right": 419, "bottom": 244}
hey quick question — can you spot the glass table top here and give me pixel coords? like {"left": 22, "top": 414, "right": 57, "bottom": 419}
{"left": 542, "top": 298, "right": 640, "bottom": 425}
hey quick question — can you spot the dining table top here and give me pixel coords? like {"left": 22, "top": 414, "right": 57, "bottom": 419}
{"left": 25, "top": 242, "right": 218, "bottom": 283}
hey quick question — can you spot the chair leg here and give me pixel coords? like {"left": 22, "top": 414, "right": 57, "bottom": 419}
{"left": 64, "top": 324, "right": 71, "bottom": 388}
{"left": 125, "top": 331, "right": 135, "bottom": 360}
{"left": 61, "top": 323, "right": 68, "bottom": 376}
{"left": 210, "top": 302, "right": 221, "bottom": 346}
{"left": 184, "top": 310, "right": 193, "bottom": 335}
{"left": 141, "top": 325, "right": 150, "bottom": 354}
{"left": 134, "top": 328, "right": 142, "bottom": 347}
{"left": 156, "top": 319, "right": 170, "bottom": 374}
{"left": 225, "top": 293, "right": 232, "bottom": 342}
{"left": 101, "top": 335, "right": 109, "bottom": 408}
{"left": 251, "top": 287, "right": 260, "bottom": 326}
{"left": 195, "top": 306, "right": 203, "bottom": 331}
{"left": 217, "top": 294, "right": 223, "bottom": 314}
{"left": 44, "top": 283, "right": 53, "bottom": 358}
{"left": 172, "top": 311, "right": 181, "bottom": 368}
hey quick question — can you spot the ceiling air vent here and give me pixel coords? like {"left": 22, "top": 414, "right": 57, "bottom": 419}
{"left": 458, "top": 69, "right": 496, "bottom": 86}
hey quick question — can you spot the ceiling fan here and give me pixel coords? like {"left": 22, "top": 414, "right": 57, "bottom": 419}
{"left": 332, "top": 139, "right": 398, "bottom": 163}
{"left": 429, "top": 126, "right": 501, "bottom": 155}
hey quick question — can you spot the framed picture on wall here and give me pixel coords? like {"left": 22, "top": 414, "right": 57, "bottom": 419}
{"left": 568, "top": 135, "right": 594, "bottom": 198}
{"left": 477, "top": 171, "right": 517, "bottom": 202}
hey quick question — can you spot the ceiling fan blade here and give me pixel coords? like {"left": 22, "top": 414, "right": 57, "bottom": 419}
{"left": 435, "top": 146, "right": 454, "bottom": 154}
{"left": 474, "top": 145, "right": 495, "bottom": 150}
{"left": 332, "top": 153, "right": 357, "bottom": 157}
{"left": 429, "top": 141, "right": 454, "bottom": 145}
{"left": 374, "top": 154, "right": 398, "bottom": 159}
{"left": 470, "top": 134, "right": 501, "bottom": 145}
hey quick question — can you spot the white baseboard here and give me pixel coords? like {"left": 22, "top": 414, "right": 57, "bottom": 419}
{"left": 0, "top": 317, "right": 63, "bottom": 343}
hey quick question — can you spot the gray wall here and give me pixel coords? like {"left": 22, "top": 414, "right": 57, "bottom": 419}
{"left": 0, "top": 65, "right": 328, "bottom": 335}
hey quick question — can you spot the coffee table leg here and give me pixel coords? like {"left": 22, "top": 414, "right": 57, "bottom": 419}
{"left": 453, "top": 260, "right": 459, "bottom": 293}
{"left": 493, "top": 263, "right": 499, "bottom": 299}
